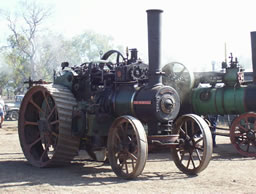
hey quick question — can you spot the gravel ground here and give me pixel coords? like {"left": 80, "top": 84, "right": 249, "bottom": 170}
{"left": 0, "top": 121, "right": 256, "bottom": 194}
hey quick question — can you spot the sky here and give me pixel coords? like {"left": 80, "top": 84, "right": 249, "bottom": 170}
{"left": 1, "top": 0, "right": 256, "bottom": 71}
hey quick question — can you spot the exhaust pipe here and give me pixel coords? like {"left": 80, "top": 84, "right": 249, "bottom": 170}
{"left": 250, "top": 31, "right": 256, "bottom": 83}
{"left": 147, "top": 9, "right": 163, "bottom": 87}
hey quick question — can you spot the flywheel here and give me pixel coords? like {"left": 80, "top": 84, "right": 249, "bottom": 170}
{"left": 18, "top": 84, "right": 80, "bottom": 167}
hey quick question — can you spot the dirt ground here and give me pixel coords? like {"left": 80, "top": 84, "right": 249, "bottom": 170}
{"left": 0, "top": 121, "right": 256, "bottom": 194}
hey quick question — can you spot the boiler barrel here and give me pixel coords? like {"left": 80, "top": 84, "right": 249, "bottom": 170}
{"left": 191, "top": 85, "right": 256, "bottom": 115}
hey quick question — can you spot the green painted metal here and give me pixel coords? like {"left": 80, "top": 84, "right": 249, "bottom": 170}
{"left": 54, "top": 71, "right": 73, "bottom": 89}
{"left": 86, "top": 113, "right": 114, "bottom": 136}
{"left": 223, "top": 67, "right": 240, "bottom": 86}
{"left": 191, "top": 86, "right": 246, "bottom": 115}
{"left": 114, "top": 86, "right": 136, "bottom": 116}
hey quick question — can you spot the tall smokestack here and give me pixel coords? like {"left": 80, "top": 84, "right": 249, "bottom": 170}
{"left": 250, "top": 31, "right": 256, "bottom": 83}
{"left": 147, "top": 9, "right": 163, "bottom": 87}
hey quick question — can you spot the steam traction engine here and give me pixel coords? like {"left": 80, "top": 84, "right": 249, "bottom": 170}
{"left": 18, "top": 10, "right": 213, "bottom": 179}
{"left": 162, "top": 33, "right": 256, "bottom": 157}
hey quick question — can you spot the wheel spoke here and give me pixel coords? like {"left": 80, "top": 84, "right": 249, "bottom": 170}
{"left": 125, "top": 161, "right": 128, "bottom": 174}
{"left": 51, "top": 131, "right": 58, "bottom": 137}
{"left": 195, "top": 137, "right": 203, "bottom": 145}
{"left": 191, "top": 121, "right": 195, "bottom": 135}
{"left": 25, "top": 121, "right": 38, "bottom": 126}
{"left": 186, "top": 154, "right": 191, "bottom": 168}
{"left": 131, "top": 159, "right": 135, "bottom": 170}
{"left": 195, "top": 146, "right": 204, "bottom": 152}
{"left": 40, "top": 143, "right": 49, "bottom": 162}
{"left": 180, "top": 150, "right": 185, "bottom": 162}
{"left": 128, "top": 152, "right": 138, "bottom": 160}
{"left": 184, "top": 121, "right": 188, "bottom": 137}
{"left": 244, "top": 118, "right": 249, "bottom": 129}
{"left": 43, "top": 91, "right": 51, "bottom": 113}
{"left": 124, "top": 121, "right": 129, "bottom": 131}
{"left": 238, "top": 124, "right": 249, "bottom": 132}
{"left": 50, "top": 120, "right": 59, "bottom": 125}
{"left": 115, "top": 133, "right": 121, "bottom": 143}
{"left": 195, "top": 148, "right": 202, "bottom": 161}
{"left": 47, "top": 105, "right": 56, "bottom": 121}
{"left": 177, "top": 146, "right": 184, "bottom": 152}
{"left": 234, "top": 132, "right": 243, "bottom": 137}
{"left": 246, "top": 143, "right": 250, "bottom": 152}
{"left": 29, "top": 136, "right": 42, "bottom": 149}
{"left": 30, "top": 99, "right": 44, "bottom": 114}
{"left": 119, "top": 153, "right": 128, "bottom": 167}
{"left": 180, "top": 127, "right": 191, "bottom": 140}
{"left": 190, "top": 153, "right": 196, "bottom": 169}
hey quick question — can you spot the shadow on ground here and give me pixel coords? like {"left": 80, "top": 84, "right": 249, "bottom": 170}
{"left": 0, "top": 152, "right": 194, "bottom": 189}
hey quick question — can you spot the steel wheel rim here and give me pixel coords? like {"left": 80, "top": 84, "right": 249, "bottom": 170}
{"left": 18, "top": 84, "right": 80, "bottom": 167}
{"left": 171, "top": 114, "right": 212, "bottom": 175}
{"left": 107, "top": 115, "right": 148, "bottom": 179}
{"left": 230, "top": 112, "right": 256, "bottom": 157}
{"left": 18, "top": 86, "right": 59, "bottom": 167}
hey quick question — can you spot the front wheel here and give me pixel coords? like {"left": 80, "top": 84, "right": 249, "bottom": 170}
{"left": 107, "top": 115, "right": 148, "bottom": 179}
{"left": 171, "top": 114, "right": 213, "bottom": 175}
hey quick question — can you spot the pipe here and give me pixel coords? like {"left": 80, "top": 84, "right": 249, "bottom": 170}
{"left": 250, "top": 31, "right": 256, "bottom": 83}
{"left": 146, "top": 9, "right": 163, "bottom": 87}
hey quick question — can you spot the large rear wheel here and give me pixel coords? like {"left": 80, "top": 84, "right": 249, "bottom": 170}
{"left": 18, "top": 84, "right": 80, "bottom": 167}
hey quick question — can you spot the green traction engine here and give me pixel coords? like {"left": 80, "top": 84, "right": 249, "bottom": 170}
{"left": 192, "top": 54, "right": 256, "bottom": 157}
{"left": 18, "top": 10, "right": 213, "bottom": 179}
{"left": 162, "top": 35, "right": 256, "bottom": 157}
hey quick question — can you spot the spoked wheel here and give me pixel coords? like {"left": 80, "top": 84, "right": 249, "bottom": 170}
{"left": 18, "top": 84, "right": 80, "bottom": 167}
{"left": 107, "top": 115, "right": 148, "bottom": 179}
{"left": 171, "top": 114, "right": 213, "bottom": 175}
{"left": 230, "top": 112, "right": 256, "bottom": 157}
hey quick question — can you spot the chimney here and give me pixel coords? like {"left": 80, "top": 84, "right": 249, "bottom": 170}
{"left": 147, "top": 9, "right": 163, "bottom": 87}
{"left": 250, "top": 31, "right": 256, "bottom": 83}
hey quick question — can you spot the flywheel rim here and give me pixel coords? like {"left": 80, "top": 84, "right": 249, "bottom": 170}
{"left": 18, "top": 84, "right": 80, "bottom": 167}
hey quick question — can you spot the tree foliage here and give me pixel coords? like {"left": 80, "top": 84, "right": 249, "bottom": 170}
{"left": 0, "top": 0, "right": 118, "bottom": 96}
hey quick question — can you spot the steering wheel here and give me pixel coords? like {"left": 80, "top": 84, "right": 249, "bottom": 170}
{"left": 162, "top": 62, "right": 194, "bottom": 102}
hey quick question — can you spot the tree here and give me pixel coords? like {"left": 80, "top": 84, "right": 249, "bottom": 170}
{"left": 0, "top": 0, "right": 121, "bottom": 96}
{"left": 3, "top": 0, "right": 51, "bottom": 79}
{"left": 71, "top": 31, "right": 115, "bottom": 63}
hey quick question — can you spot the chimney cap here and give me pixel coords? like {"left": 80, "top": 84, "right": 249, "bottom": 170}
{"left": 146, "top": 9, "right": 163, "bottom": 13}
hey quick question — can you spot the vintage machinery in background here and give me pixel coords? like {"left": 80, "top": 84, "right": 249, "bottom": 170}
{"left": 18, "top": 10, "right": 213, "bottom": 179}
{"left": 163, "top": 33, "right": 256, "bottom": 157}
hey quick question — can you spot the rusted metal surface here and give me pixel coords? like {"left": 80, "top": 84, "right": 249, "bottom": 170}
{"left": 148, "top": 135, "right": 179, "bottom": 147}
{"left": 18, "top": 84, "right": 80, "bottom": 167}
{"left": 171, "top": 114, "right": 213, "bottom": 175}
{"left": 230, "top": 112, "right": 256, "bottom": 157}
